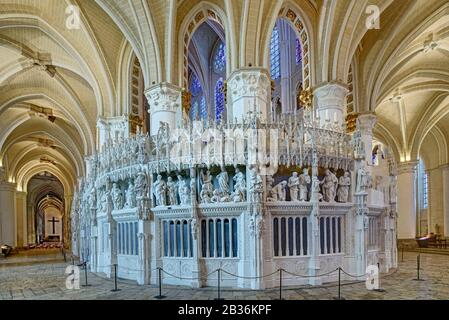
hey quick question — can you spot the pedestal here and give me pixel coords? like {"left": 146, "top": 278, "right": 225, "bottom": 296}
{"left": 397, "top": 161, "right": 418, "bottom": 239}
{"left": 0, "top": 182, "right": 17, "bottom": 247}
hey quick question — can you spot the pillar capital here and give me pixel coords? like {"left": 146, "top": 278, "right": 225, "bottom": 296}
{"left": 313, "top": 82, "right": 349, "bottom": 126}
{"left": 227, "top": 67, "right": 271, "bottom": 122}
{"left": 144, "top": 82, "right": 182, "bottom": 114}
{"left": 397, "top": 161, "right": 418, "bottom": 175}
{"left": 356, "top": 112, "right": 377, "bottom": 135}
{"left": 145, "top": 82, "right": 182, "bottom": 135}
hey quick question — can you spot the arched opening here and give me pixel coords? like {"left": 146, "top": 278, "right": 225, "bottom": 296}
{"left": 27, "top": 171, "right": 65, "bottom": 246}
{"left": 269, "top": 18, "right": 305, "bottom": 116}
{"left": 187, "top": 19, "right": 226, "bottom": 123}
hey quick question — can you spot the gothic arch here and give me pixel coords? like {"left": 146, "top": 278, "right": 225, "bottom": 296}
{"left": 177, "top": 2, "right": 233, "bottom": 88}
{"left": 261, "top": 2, "right": 314, "bottom": 89}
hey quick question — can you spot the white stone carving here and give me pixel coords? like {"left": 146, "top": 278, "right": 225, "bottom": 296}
{"left": 248, "top": 166, "right": 263, "bottom": 202}
{"left": 268, "top": 181, "right": 287, "bottom": 201}
{"left": 288, "top": 172, "right": 300, "bottom": 201}
{"left": 232, "top": 167, "right": 246, "bottom": 202}
{"left": 337, "top": 171, "right": 351, "bottom": 202}
{"left": 177, "top": 175, "right": 190, "bottom": 205}
{"left": 299, "top": 168, "right": 311, "bottom": 201}
{"left": 217, "top": 166, "right": 230, "bottom": 196}
{"left": 166, "top": 177, "right": 178, "bottom": 206}
{"left": 125, "top": 181, "right": 136, "bottom": 208}
{"left": 111, "top": 183, "right": 123, "bottom": 210}
{"left": 320, "top": 169, "right": 338, "bottom": 202}
{"left": 152, "top": 175, "right": 167, "bottom": 207}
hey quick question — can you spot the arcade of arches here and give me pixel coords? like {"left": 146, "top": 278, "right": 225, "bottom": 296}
{"left": 1, "top": 0, "right": 449, "bottom": 286}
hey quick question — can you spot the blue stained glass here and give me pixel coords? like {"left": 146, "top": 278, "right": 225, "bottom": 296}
{"left": 135, "top": 222, "right": 139, "bottom": 255}
{"left": 215, "top": 78, "right": 225, "bottom": 120}
{"left": 295, "top": 38, "right": 302, "bottom": 65}
{"left": 190, "top": 221, "right": 193, "bottom": 257}
{"left": 190, "top": 101, "right": 198, "bottom": 120}
{"left": 302, "top": 217, "right": 308, "bottom": 255}
{"left": 200, "top": 96, "right": 207, "bottom": 119}
{"left": 270, "top": 26, "right": 280, "bottom": 79}
{"left": 214, "top": 42, "right": 226, "bottom": 73}
{"left": 190, "top": 73, "right": 202, "bottom": 96}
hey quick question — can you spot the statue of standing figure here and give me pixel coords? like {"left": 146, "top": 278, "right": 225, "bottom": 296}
{"left": 217, "top": 166, "right": 230, "bottom": 196}
{"left": 152, "top": 175, "right": 167, "bottom": 206}
{"left": 111, "top": 183, "right": 123, "bottom": 210}
{"left": 320, "top": 169, "right": 338, "bottom": 202}
{"left": 125, "top": 181, "right": 137, "bottom": 208}
{"left": 232, "top": 167, "right": 246, "bottom": 202}
{"left": 200, "top": 170, "right": 213, "bottom": 203}
{"left": 166, "top": 177, "right": 178, "bottom": 205}
{"left": 356, "top": 166, "right": 369, "bottom": 193}
{"left": 177, "top": 175, "right": 190, "bottom": 205}
{"left": 288, "top": 172, "right": 300, "bottom": 201}
{"left": 337, "top": 171, "right": 351, "bottom": 202}
{"left": 249, "top": 166, "right": 263, "bottom": 202}
{"left": 299, "top": 168, "right": 311, "bottom": 201}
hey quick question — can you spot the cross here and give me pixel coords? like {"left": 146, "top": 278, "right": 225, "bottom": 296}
{"left": 48, "top": 217, "right": 60, "bottom": 234}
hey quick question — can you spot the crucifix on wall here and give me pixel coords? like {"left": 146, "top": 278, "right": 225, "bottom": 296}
{"left": 48, "top": 217, "right": 60, "bottom": 234}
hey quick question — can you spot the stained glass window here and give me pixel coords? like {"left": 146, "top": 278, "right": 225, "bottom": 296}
{"left": 214, "top": 42, "right": 226, "bottom": 73}
{"left": 215, "top": 78, "right": 225, "bottom": 120}
{"left": 200, "top": 96, "right": 207, "bottom": 119}
{"left": 270, "top": 26, "right": 280, "bottom": 79}
{"left": 190, "top": 101, "right": 198, "bottom": 120}
{"left": 190, "top": 73, "right": 202, "bottom": 96}
{"left": 295, "top": 38, "right": 302, "bottom": 65}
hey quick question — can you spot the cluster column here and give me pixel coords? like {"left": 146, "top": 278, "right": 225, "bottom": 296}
{"left": 397, "top": 161, "right": 418, "bottom": 240}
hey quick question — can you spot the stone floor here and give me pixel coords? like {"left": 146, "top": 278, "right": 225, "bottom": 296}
{"left": 1, "top": 252, "right": 449, "bottom": 300}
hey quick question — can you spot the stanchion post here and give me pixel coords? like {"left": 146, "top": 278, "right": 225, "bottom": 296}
{"left": 333, "top": 267, "right": 345, "bottom": 300}
{"left": 214, "top": 269, "right": 225, "bottom": 301}
{"left": 401, "top": 246, "right": 404, "bottom": 262}
{"left": 279, "top": 269, "right": 283, "bottom": 300}
{"left": 154, "top": 267, "right": 166, "bottom": 299}
{"left": 413, "top": 254, "right": 424, "bottom": 281}
{"left": 82, "top": 261, "right": 91, "bottom": 287}
{"left": 111, "top": 264, "right": 121, "bottom": 291}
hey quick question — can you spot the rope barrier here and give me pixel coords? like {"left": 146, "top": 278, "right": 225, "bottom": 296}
{"left": 281, "top": 267, "right": 339, "bottom": 278}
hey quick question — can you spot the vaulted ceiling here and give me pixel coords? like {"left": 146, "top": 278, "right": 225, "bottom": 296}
{"left": 1, "top": 0, "right": 448, "bottom": 196}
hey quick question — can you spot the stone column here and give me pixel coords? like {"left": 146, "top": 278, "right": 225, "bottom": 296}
{"left": 441, "top": 164, "right": 449, "bottom": 238}
{"left": 397, "top": 161, "right": 418, "bottom": 240}
{"left": 15, "top": 191, "right": 27, "bottom": 247}
{"left": 313, "top": 82, "right": 348, "bottom": 127}
{"left": 145, "top": 82, "right": 182, "bottom": 136}
{"left": 137, "top": 219, "right": 151, "bottom": 285}
{"left": 0, "top": 181, "right": 17, "bottom": 247}
{"left": 227, "top": 68, "right": 271, "bottom": 123}
{"left": 357, "top": 113, "right": 377, "bottom": 165}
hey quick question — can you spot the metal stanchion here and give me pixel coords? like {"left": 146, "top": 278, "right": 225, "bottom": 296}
{"left": 154, "top": 267, "right": 166, "bottom": 299}
{"left": 111, "top": 264, "right": 121, "bottom": 291}
{"left": 333, "top": 267, "right": 345, "bottom": 300}
{"left": 82, "top": 261, "right": 91, "bottom": 287}
{"left": 214, "top": 269, "right": 225, "bottom": 300}
{"left": 413, "top": 254, "right": 424, "bottom": 281}
{"left": 279, "top": 269, "right": 283, "bottom": 300}
{"left": 401, "top": 246, "right": 404, "bottom": 262}
{"left": 373, "top": 262, "right": 385, "bottom": 292}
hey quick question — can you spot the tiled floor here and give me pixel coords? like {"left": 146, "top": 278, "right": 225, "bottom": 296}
{"left": 0, "top": 252, "right": 448, "bottom": 300}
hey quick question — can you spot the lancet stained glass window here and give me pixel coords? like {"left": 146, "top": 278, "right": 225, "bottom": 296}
{"left": 214, "top": 42, "right": 226, "bottom": 73}
{"left": 215, "top": 78, "right": 225, "bottom": 120}
{"left": 270, "top": 26, "right": 280, "bottom": 79}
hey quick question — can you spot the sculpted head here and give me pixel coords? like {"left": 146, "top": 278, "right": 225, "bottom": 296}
{"left": 303, "top": 168, "right": 309, "bottom": 175}
{"left": 281, "top": 181, "right": 287, "bottom": 187}
{"left": 157, "top": 175, "right": 162, "bottom": 181}
{"left": 292, "top": 172, "right": 298, "bottom": 177}
{"left": 167, "top": 177, "right": 173, "bottom": 182}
